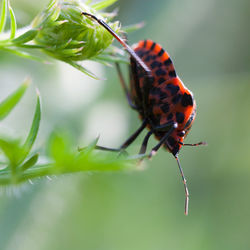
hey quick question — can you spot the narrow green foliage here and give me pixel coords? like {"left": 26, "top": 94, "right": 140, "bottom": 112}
{"left": 0, "top": 0, "right": 145, "bottom": 78}
{"left": 8, "top": 4, "right": 16, "bottom": 39}
{"left": 22, "top": 90, "right": 41, "bottom": 161}
{"left": 0, "top": 78, "right": 30, "bottom": 120}
{"left": 0, "top": 47, "right": 47, "bottom": 62}
{"left": 0, "top": 80, "right": 144, "bottom": 186}
{"left": 0, "top": 138, "right": 25, "bottom": 168}
{"left": 0, "top": 1, "right": 146, "bottom": 185}
{"left": 66, "top": 60, "right": 100, "bottom": 79}
{"left": 20, "top": 153, "right": 39, "bottom": 171}
{"left": 91, "top": 0, "right": 117, "bottom": 10}
{"left": 0, "top": 0, "right": 7, "bottom": 33}
{"left": 12, "top": 29, "right": 38, "bottom": 44}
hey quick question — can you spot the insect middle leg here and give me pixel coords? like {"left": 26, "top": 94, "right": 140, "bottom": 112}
{"left": 93, "top": 119, "right": 148, "bottom": 153}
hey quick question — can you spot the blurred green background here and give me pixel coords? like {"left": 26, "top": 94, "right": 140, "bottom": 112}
{"left": 0, "top": 0, "right": 250, "bottom": 249}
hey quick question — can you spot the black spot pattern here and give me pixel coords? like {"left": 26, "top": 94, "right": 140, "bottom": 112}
{"left": 144, "top": 55, "right": 151, "bottom": 62}
{"left": 176, "top": 112, "right": 185, "bottom": 123}
{"left": 143, "top": 40, "right": 147, "bottom": 47}
{"left": 164, "top": 58, "right": 172, "bottom": 66}
{"left": 181, "top": 93, "right": 193, "bottom": 107}
{"left": 158, "top": 78, "right": 165, "bottom": 84}
{"left": 158, "top": 48, "right": 164, "bottom": 56}
{"left": 150, "top": 61, "right": 161, "bottom": 69}
{"left": 151, "top": 87, "right": 162, "bottom": 95}
{"left": 150, "top": 42, "right": 156, "bottom": 50}
{"left": 169, "top": 70, "right": 177, "bottom": 77}
{"left": 136, "top": 51, "right": 144, "bottom": 57}
{"left": 166, "top": 84, "right": 180, "bottom": 95}
{"left": 172, "top": 93, "right": 182, "bottom": 104}
{"left": 160, "top": 103, "right": 169, "bottom": 113}
{"left": 159, "top": 92, "right": 168, "bottom": 99}
{"left": 155, "top": 68, "right": 166, "bottom": 76}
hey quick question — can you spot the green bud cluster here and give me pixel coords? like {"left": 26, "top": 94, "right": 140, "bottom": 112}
{"left": 32, "top": 0, "right": 120, "bottom": 61}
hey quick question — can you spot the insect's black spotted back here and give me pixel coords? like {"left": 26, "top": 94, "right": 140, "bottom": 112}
{"left": 130, "top": 40, "right": 196, "bottom": 156}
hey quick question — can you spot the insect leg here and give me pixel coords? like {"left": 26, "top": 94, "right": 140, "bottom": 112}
{"left": 148, "top": 122, "right": 177, "bottom": 158}
{"left": 92, "top": 119, "right": 147, "bottom": 153}
{"left": 115, "top": 63, "right": 138, "bottom": 110}
{"left": 139, "top": 130, "right": 153, "bottom": 154}
{"left": 138, "top": 121, "right": 178, "bottom": 156}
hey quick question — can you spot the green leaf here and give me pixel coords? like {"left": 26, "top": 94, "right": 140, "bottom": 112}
{"left": 8, "top": 4, "right": 16, "bottom": 39}
{"left": 22, "top": 90, "right": 41, "bottom": 159}
{"left": 20, "top": 153, "right": 39, "bottom": 171}
{"left": 0, "top": 78, "right": 30, "bottom": 120}
{"left": 66, "top": 60, "right": 100, "bottom": 80}
{"left": 0, "top": 0, "right": 7, "bottom": 33}
{"left": 11, "top": 29, "right": 38, "bottom": 44}
{"left": 48, "top": 132, "right": 71, "bottom": 161}
{"left": 78, "top": 136, "right": 99, "bottom": 155}
{"left": 0, "top": 138, "right": 24, "bottom": 167}
{"left": 91, "top": 0, "right": 117, "bottom": 10}
{"left": 1, "top": 47, "right": 47, "bottom": 62}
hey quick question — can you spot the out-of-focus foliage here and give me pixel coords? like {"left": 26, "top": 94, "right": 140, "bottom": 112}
{"left": 0, "top": 81, "right": 136, "bottom": 185}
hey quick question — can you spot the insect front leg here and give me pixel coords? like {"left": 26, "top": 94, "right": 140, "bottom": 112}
{"left": 138, "top": 121, "right": 177, "bottom": 157}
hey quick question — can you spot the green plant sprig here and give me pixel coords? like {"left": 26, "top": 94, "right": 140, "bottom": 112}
{"left": 0, "top": 0, "right": 132, "bottom": 79}
{"left": 0, "top": 81, "right": 145, "bottom": 186}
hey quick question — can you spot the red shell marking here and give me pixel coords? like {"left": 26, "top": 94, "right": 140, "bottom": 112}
{"left": 130, "top": 40, "right": 196, "bottom": 156}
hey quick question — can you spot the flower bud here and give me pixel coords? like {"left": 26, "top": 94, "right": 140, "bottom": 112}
{"left": 32, "top": 0, "right": 120, "bottom": 61}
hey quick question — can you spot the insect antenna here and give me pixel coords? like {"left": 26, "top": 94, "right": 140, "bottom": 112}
{"left": 179, "top": 141, "right": 207, "bottom": 147}
{"left": 175, "top": 156, "right": 189, "bottom": 215}
{"left": 81, "top": 12, "right": 150, "bottom": 74}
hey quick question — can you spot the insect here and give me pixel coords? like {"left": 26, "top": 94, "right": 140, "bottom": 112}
{"left": 82, "top": 12, "right": 206, "bottom": 215}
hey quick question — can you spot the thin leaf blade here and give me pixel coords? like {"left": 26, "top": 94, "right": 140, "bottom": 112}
{"left": 22, "top": 89, "right": 41, "bottom": 158}
{"left": 66, "top": 60, "right": 100, "bottom": 80}
{"left": 20, "top": 153, "right": 39, "bottom": 171}
{"left": 9, "top": 4, "right": 16, "bottom": 39}
{"left": 0, "top": 78, "right": 30, "bottom": 120}
{"left": 11, "top": 29, "right": 38, "bottom": 44}
{"left": 91, "top": 0, "right": 117, "bottom": 10}
{"left": 0, "top": 0, "right": 7, "bottom": 33}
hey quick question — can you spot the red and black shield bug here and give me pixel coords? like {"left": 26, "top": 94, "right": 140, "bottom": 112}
{"left": 82, "top": 12, "right": 206, "bottom": 215}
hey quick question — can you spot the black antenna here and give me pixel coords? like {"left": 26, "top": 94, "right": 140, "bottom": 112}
{"left": 175, "top": 156, "right": 189, "bottom": 215}
{"left": 81, "top": 12, "right": 151, "bottom": 74}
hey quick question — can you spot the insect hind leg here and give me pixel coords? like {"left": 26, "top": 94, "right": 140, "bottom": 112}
{"left": 115, "top": 63, "right": 138, "bottom": 110}
{"left": 84, "top": 119, "right": 148, "bottom": 154}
